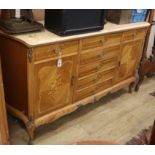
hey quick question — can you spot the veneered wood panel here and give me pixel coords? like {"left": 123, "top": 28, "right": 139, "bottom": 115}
{"left": 74, "top": 85, "right": 96, "bottom": 102}
{"left": 0, "top": 58, "right": 9, "bottom": 145}
{"left": 33, "top": 40, "right": 78, "bottom": 61}
{"left": 115, "top": 40, "right": 144, "bottom": 82}
{"left": 0, "top": 36, "right": 28, "bottom": 115}
{"left": 81, "top": 32, "right": 122, "bottom": 51}
{"left": 80, "top": 49, "right": 102, "bottom": 65}
{"left": 77, "top": 73, "right": 97, "bottom": 90}
{"left": 34, "top": 56, "right": 77, "bottom": 118}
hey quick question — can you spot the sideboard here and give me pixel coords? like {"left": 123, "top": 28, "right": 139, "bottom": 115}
{"left": 0, "top": 58, "right": 9, "bottom": 145}
{"left": 0, "top": 22, "right": 149, "bottom": 142}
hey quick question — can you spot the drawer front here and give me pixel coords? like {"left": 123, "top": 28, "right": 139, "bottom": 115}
{"left": 96, "top": 78, "right": 113, "bottom": 92}
{"left": 74, "top": 85, "right": 96, "bottom": 101}
{"left": 102, "top": 46, "right": 120, "bottom": 60}
{"left": 77, "top": 73, "right": 97, "bottom": 90}
{"left": 122, "top": 28, "right": 147, "bottom": 42}
{"left": 122, "top": 30, "right": 136, "bottom": 42}
{"left": 81, "top": 35, "right": 104, "bottom": 50}
{"left": 80, "top": 49, "right": 102, "bottom": 65}
{"left": 135, "top": 28, "right": 147, "bottom": 40}
{"left": 78, "top": 62, "right": 99, "bottom": 78}
{"left": 103, "top": 33, "right": 122, "bottom": 48}
{"left": 81, "top": 33, "right": 122, "bottom": 51}
{"left": 100, "top": 57, "right": 118, "bottom": 72}
{"left": 98, "top": 68, "right": 115, "bottom": 84}
{"left": 33, "top": 40, "right": 78, "bottom": 61}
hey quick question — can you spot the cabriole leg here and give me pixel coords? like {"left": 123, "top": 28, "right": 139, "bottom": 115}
{"left": 129, "top": 82, "right": 135, "bottom": 93}
{"left": 26, "top": 120, "right": 35, "bottom": 145}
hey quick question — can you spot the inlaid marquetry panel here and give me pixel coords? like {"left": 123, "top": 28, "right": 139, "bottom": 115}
{"left": 115, "top": 40, "right": 144, "bottom": 82}
{"left": 34, "top": 56, "right": 76, "bottom": 118}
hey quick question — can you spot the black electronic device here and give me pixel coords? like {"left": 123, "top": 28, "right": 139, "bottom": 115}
{"left": 45, "top": 9, "right": 105, "bottom": 36}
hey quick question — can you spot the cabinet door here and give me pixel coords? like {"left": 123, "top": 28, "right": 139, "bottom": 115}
{"left": 0, "top": 59, "right": 9, "bottom": 145}
{"left": 34, "top": 56, "right": 76, "bottom": 118}
{"left": 116, "top": 41, "right": 143, "bottom": 82}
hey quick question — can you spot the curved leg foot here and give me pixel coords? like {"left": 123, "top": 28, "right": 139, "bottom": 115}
{"left": 135, "top": 85, "right": 139, "bottom": 92}
{"left": 129, "top": 82, "right": 135, "bottom": 93}
{"left": 135, "top": 75, "right": 144, "bottom": 92}
{"left": 26, "top": 120, "right": 35, "bottom": 144}
{"left": 28, "top": 140, "right": 33, "bottom": 145}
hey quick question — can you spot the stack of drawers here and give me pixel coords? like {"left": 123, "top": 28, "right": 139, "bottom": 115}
{"left": 75, "top": 33, "right": 122, "bottom": 101}
{"left": 74, "top": 28, "right": 147, "bottom": 102}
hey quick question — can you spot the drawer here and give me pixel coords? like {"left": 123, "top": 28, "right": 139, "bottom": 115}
{"left": 122, "top": 28, "right": 147, "bottom": 42}
{"left": 77, "top": 73, "right": 97, "bottom": 90}
{"left": 98, "top": 68, "right": 115, "bottom": 84}
{"left": 96, "top": 78, "right": 113, "bottom": 92}
{"left": 78, "top": 62, "right": 99, "bottom": 78}
{"left": 74, "top": 85, "right": 96, "bottom": 101}
{"left": 33, "top": 40, "right": 78, "bottom": 61}
{"left": 103, "top": 33, "right": 122, "bottom": 48}
{"left": 80, "top": 49, "right": 102, "bottom": 65}
{"left": 81, "top": 35, "right": 104, "bottom": 51}
{"left": 102, "top": 46, "right": 120, "bottom": 60}
{"left": 81, "top": 33, "right": 122, "bottom": 51}
{"left": 122, "top": 30, "right": 136, "bottom": 42}
{"left": 100, "top": 57, "right": 118, "bottom": 72}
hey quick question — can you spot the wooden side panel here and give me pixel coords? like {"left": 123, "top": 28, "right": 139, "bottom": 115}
{"left": 0, "top": 59, "right": 9, "bottom": 145}
{"left": 133, "top": 40, "right": 144, "bottom": 67}
{"left": 0, "top": 37, "right": 28, "bottom": 115}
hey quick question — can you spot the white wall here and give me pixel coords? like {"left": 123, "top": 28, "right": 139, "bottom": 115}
{"left": 147, "top": 25, "right": 155, "bottom": 57}
{"left": 147, "top": 11, "right": 155, "bottom": 57}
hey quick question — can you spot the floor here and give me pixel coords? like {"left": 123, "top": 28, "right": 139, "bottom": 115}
{"left": 9, "top": 76, "right": 155, "bottom": 145}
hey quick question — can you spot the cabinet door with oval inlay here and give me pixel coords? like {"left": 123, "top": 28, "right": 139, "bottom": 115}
{"left": 34, "top": 56, "right": 77, "bottom": 118}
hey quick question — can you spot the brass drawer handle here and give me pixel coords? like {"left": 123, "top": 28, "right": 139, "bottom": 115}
{"left": 132, "top": 33, "right": 136, "bottom": 38}
{"left": 51, "top": 49, "right": 57, "bottom": 54}
{"left": 100, "top": 38, "right": 105, "bottom": 44}
{"left": 97, "top": 54, "right": 102, "bottom": 58}
{"left": 93, "top": 78, "right": 96, "bottom": 82}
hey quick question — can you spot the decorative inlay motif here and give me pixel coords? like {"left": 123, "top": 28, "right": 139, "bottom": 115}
{"left": 37, "top": 61, "right": 73, "bottom": 114}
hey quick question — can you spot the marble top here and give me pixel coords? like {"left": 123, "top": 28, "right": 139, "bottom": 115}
{"left": 0, "top": 21, "right": 150, "bottom": 47}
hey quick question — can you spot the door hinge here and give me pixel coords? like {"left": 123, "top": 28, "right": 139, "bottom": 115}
{"left": 28, "top": 49, "right": 32, "bottom": 63}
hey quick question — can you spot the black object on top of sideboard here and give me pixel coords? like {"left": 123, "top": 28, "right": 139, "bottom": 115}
{"left": 45, "top": 9, "right": 105, "bottom": 36}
